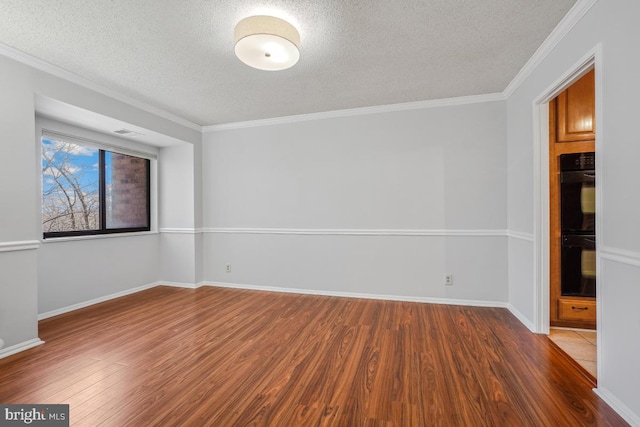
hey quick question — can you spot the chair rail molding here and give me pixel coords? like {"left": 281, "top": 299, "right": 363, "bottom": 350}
{"left": 200, "top": 228, "right": 508, "bottom": 237}
{"left": 0, "top": 240, "right": 40, "bottom": 252}
{"left": 599, "top": 246, "right": 640, "bottom": 268}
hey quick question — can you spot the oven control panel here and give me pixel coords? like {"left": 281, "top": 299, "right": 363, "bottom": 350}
{"left": 560, "top": 152, "right": 595, "bottom": 171}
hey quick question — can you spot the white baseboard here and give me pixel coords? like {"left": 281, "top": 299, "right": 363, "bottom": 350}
{"left": 38, "top": 282, "right": 160, "bottom": 320}
{"left": 203, "top": 281, "right": 509, "bottom": 309}
{"left": 159, "top": 281, "right": 201, "bottom": 289}
{"left": 0, "top": 338, "right": 45, "bottom": 360}
{"left": 27, "top": 277, "right": 640, "bottom": 426}
{"left": 35, "top": 278, "right": 521, "bottom": 332}
{"left": 506, "top": 303, "right": 536, "bottom": 332}
{"left": 38, "top": 281, "right": 205, "bottom": 321}
{"left": 593, "top": 387, "right": 640, "bottom": 427}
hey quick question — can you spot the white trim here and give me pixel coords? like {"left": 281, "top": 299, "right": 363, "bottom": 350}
{"left": 0, "top": 338, "right": 45, "bottom": 360}
{"left": 593, "top": 387, "right": 640, "bottom": 427}
{"left": 159, "top": 228, "right": 199, "bottom": 234}
{"left": 0, "top": 42, "right": 201, "bottom": 132}
{"left": 160, "top": 281, "right": 201, "bottom": 289}
{"left": 503, "top": 0, "right": 599, "bottom": 97}
{"left": 532, "top": 97, "right": 549, "bottom": 335}
{"left": 37, "top": 282, "right": 202, "bottom": 321}
{"left": 203, "top": 281, "right": 508, "bottom": 308}
{"left": 593, "top": 44, "right": 605, "bottom": 389}
{"left": 532, "top": 46, "right": 600, "bottom": 334}
{"left": 506, "top": 231, "right": 535, "bottom": 242}
{"left": 533, "top": 49, "right": 599, "bottom": 107}
{"left": 38, "top": 282, "right": 159, "bottom": 320}
{"left": 0, "top": 240, "right": 40, "bottom": 252}
{"left": 600, "top": 247, "right": 640, "bottom": 268}
{"left": 0, "top": 1, "right": 596, "bottom": 133}
{"left": 0, "top": 0, "right": 596, "bottom": 133}
{"left": 201, "top": 228, "right": 507, "bottom": 237}
{"left": 41, "top": 231, "right": 159, "bottom": 244}
{"left": 203, "top": 93, "right": 505, "bottom": 132}
{"left": 506, "top": 303, "right": 536, "bottom": 332}
{"left": 35, "top": 278, "right": 511, "bottom": 326}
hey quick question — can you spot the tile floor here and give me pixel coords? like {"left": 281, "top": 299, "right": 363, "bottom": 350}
{"left": 548, "top": 328, "right": 597, "bottom": 378}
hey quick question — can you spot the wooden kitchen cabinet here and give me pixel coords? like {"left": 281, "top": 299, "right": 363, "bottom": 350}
{"left": 549, "top": 68, "right": 596, "bottom": 330}
{"left": 556, "top": 69, "right": 595, "bottom": 142}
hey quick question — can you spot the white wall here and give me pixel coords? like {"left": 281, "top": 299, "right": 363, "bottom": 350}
{"left": 0, "top": 56, "right": 44, "bottom": 351}
{"left": 38, "top": 235, "right": 160, "bottom": 315}
{"left": 202, "top": 101, "right": 508, "bottom": 303}
{"left": 3, "top": 2, "right": 636, "bottom": 421}
{"left": 0, "top": 53, "right": 198, "bottom": 352}
{"left": 159, "top": 144, "right": 194, "bottom": 229}
{"left": 507, "top": 0, "right": 640, "bottom": 422}
{"left": 0, "top": 250, "right": 38, "bottom": 351}
{"left": 35, "top": 117, "right": 162, "bottom": 316}
{"left": 158, "top": 143, "right": 198, "bottom": 285}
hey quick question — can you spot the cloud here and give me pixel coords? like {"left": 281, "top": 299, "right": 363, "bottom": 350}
{"left": 42, "top": 138, "right": 96, "bottom": 157}
{"left": 42, "top": 167, "right": 61, "bottom": 178}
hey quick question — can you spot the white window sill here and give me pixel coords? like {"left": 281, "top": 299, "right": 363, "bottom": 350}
{"left": 41, "top": 230, "right": 159, "bottom": 243}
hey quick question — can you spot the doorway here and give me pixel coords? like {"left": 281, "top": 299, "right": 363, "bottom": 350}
{"left": 533, "top": 46, "right": 602, "bottom": 382}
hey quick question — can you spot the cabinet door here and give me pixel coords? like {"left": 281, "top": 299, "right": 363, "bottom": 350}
{"left": 556, "top": 69, "right": 595, "bottom": 142}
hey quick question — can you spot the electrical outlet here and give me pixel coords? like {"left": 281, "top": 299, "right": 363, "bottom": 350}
{"left": 445, "top": 274, "right": 453, "bottom": 285}
{"left": 225, "top": 264, "right": 231, "bottom": 273}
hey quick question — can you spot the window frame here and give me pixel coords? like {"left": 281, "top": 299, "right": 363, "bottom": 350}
{"left": 41, "top": 130, "right": 153, "bottom": 240}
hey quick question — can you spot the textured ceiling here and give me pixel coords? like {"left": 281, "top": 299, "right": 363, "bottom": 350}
{"left": 0, "top": 0, "right": 577, "bottom": 126}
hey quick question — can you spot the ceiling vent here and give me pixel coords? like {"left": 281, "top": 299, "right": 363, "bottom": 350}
{"left": 113, "top": 128, "right": 144, "bottom": 137}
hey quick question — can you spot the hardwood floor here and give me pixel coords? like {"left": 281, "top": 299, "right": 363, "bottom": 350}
{"left": 0, "top": 286, "right": 627, "bottom": 426}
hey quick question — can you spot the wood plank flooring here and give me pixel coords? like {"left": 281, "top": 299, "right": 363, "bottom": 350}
{"left": 0, "top": 286, "right": 628, "bottom": 426}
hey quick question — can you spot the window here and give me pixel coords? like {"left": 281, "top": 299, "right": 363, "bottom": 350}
{"left": 42, "top": 132, "right": 151, "bottom": 238}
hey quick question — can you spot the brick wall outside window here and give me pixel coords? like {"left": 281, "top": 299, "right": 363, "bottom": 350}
{"left": 108, "top": 154, "right": 149, "bottom": 229}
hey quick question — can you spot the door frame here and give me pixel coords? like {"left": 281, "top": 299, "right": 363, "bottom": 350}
{"left": 532, "top": 44, "right": 603, "bottom": 338}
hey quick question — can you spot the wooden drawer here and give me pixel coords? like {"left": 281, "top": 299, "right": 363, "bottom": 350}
{"left": 558, "top": 298, "right": 596, "bottom": 322}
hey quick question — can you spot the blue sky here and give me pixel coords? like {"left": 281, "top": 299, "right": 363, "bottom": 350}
{"left": 41, "top": 138, "right": 116, "bottom": 195}
{"left": 41, "top": 138, "right": 99, "bottom": 198}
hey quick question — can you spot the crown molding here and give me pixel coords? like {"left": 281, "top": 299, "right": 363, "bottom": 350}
{"left": 502, "top": 0, "right": 598, "bottom": 98}
{"left": 202, "top": 93, "right": 505, "bottom": 132}
{"left": 0, "top": 42, "right": 202, "bottom": 132}
{"left": 0, "top": 0, "right": 595, "bottom": 132}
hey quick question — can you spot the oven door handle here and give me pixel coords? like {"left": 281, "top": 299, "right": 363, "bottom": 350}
{"left": 562, "top": 234, "right": 596, "bottom": 248}
{"left": 561, "top": 170, "right": 595, "bottom": 183}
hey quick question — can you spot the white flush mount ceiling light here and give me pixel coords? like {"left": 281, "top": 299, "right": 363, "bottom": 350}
{"left": 234, "top": 15, "right": 300, "bottom": 71}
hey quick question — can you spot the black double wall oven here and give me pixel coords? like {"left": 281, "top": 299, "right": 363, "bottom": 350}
{"left": 559, "top": 152, "right": 596, "bottom": 298}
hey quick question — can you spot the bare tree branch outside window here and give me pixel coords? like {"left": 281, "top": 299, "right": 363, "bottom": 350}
{"left": 42, "top": 138, "right": 99, "bottom": 232}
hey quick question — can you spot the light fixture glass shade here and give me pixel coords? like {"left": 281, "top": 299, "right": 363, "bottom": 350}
{"left": 234, "top": 15, "right": 300, "bottom": 71}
